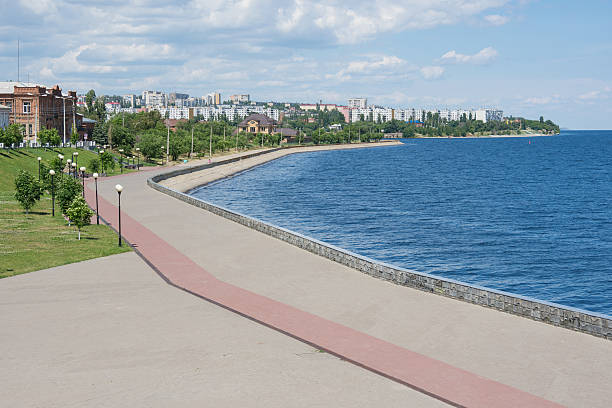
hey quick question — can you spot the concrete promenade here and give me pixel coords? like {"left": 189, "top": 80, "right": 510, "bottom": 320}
{"left": 3, "top": 145, "right": 610, "bottom": 406}
{"left": 1, "top": 253, "right": 443, "bottom": 407}
{"left": 91, "top": 146, "right": 611, "bottom": 407}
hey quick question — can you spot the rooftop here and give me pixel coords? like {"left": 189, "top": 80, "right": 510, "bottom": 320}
{"left": 238, "top": 113, "right": 277, "bottom": 127}
{"left": 0, "top": 81, "right": 47, "bottom": 94}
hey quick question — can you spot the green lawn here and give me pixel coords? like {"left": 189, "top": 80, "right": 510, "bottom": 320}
{"left": 0, "top": 147, "right": 131, "bottom": 278}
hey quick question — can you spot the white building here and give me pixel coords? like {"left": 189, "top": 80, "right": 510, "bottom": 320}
{"left": 123, "top": 94, "right": 136, "bottom": 108}
{"left": 229, "top": 94, "right": 250, "bottom": 104}
{"left": 348, "top": 98, "right": 367, "bottom": 109}
{"left": 153, "top": 105, "right": 280, "bottom": 122}
{"left": 0, "top": 104, "right": 9, "bottom": 129}
{"left": 142, "top": 90, "right": 167, "bottom": 107}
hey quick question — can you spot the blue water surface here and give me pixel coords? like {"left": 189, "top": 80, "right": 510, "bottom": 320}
{"left": 191, "top": 131, "right": 612, "bottom": 315}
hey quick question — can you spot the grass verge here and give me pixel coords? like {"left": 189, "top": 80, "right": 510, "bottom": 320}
{"left": 0, "top": 148, "right": 131, "bottom": 278}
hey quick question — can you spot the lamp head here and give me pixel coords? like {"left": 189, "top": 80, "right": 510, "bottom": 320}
{"left": 119, "top": 149, "right": 124, "bottom": 152}
{"left": 74, "top": 152, "right": 78, "bottom": 156}
{"left": 115, "top": 184, "right": 123, "bottom": 193}
{"left": 66, "top": 159, "right": 72, "bottom": 164}
{"left": 93, "top": 173, "right": 98, "bottom": 179}
{"left": 49, "top": 169, "right": 55, "bottom": 176}
{"left": 37, "top": 157, "right": 41, "bottom": 161}
{"left": 99, "top": 150, "right": 104, "bottom": 154}
{"left": 135, "top": 147, "right": 140, "bottom": 151}
{"left": 80, "top": 166, "right": 86, "bottom": 172}
{"left": 72, "top": 163, "right": 76, "bottom": 168}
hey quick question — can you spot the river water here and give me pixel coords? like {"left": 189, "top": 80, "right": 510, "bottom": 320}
{"left": 190, "top": 130, "right": 612, "bottom": 315}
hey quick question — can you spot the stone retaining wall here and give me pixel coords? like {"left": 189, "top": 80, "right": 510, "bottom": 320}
{"left": 149, "top": 154, "right": 612, "bottom": 340}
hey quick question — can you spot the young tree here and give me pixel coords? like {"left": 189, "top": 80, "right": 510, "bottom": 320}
{"left": 88, "top": 157, "right": 101, "bottom": 173}
{"left": 66, "top": 195, "right": 94, "bottom": 240}
{"left": 57, "top": 175, "right": 83, "bottom": 220}
{"left": 14, "top": 170, "right": 42, "bottom": 214}
{"left": 100, "top": 151, "right": 116, "bottom": 173}
{"left": 3, "top": 124, "right": 24, "bottom": 147}
{"left": 138, "top": 132, "right": 164, "bottom": 161}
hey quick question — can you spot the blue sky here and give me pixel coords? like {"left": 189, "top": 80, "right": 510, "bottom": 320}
{"left": 0, "top": 0, "right": 610, "bottom": 128}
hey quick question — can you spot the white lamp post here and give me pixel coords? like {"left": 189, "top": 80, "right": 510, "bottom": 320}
{"left": 93, "top": 173, "right": 99, "bottom": 224}
{"left": 49, "top": 170, "right": 56, "bottom": 216}
{"left": 37, "top": 157, "right": 41, "bottom": 181}
{"left": 115, "top": 184, "right": 124, "bottom": 246}
{"left": 80, "top": 166, "right": 86, "bottom": 197}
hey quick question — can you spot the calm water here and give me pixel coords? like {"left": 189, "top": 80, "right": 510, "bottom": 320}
{"left": 191, "top": 131, "right": 612, "bottom": 315}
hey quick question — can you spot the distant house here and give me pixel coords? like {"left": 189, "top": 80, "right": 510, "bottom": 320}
{"left": 164, "top": 118, "right": 187, "bottom": 131}
{"left": 237, "top": 114, "right": 277, "bottom": 134}
{"left": 79, "top": 116, "right": 96, "bottom": 140}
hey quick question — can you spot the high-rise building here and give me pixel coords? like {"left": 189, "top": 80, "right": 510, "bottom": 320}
{"left": 348, "top": 97, "right": 367, "bottom": 109}
{"left": 123, "top": 94, "right": 136, "bottom": 108}
{"left": 207, "top": 92, "right": 221, "bottom": 106}
{"left": 168, "top": 92, "right": 189, "bottom": 105}
{"left": 142, "top": 90, "right": 167, "bottom": 107}
{"left": 229, "top": 94, "right": 250, "bottom": 104}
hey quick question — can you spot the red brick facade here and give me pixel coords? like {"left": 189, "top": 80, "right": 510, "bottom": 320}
{"left": 0, "top": 82, "right": 80, "bottom": 143}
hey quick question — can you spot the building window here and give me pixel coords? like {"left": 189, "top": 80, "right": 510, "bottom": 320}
{"left": 23, "top": 101, "right": 31, "bottom": 113}
{"left": 28, "top": 124, "right": 33, "bottom": 135}
{"left": 250, "top": 127, "right": 256, "bottom": 132}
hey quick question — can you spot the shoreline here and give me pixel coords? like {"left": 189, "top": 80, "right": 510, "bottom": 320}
{"left": 160, "top": 140, "right": 402, "bottom": 193}
{"left": 414, "top": 133, "right": 556, "bottom": 139}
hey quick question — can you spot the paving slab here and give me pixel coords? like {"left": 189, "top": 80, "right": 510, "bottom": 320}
{"left": 0, "top": 252, "right": 448, "bottom": 407}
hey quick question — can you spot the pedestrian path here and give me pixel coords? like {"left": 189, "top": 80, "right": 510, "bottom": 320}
{"left": 1, "top": 252, "right": 447, "bottom": 407}
{"left": 81, "top": 152, "right": 612, "bottom": 407}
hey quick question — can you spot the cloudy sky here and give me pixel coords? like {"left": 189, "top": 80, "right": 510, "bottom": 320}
{"left": 1, "top": 0, "right": 610, "bottom": 128}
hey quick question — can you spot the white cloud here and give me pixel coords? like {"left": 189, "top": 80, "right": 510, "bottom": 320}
{"left": 484, "top": 14, "right": 509, "bottom": 25}
{"left": 329, "top": 55, "right": 407, "bottom": 81}
{"left": 420, "top": 66, "right": 445, "bottom": 80}
{"left": 440, "top": 47, "right": 499, "bottom": 64}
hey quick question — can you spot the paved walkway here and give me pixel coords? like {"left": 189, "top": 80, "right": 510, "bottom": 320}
{"left": 36, "top": 147, "right": 611, "bottom": 407}
{"left": 1, "top": 253, "right": 445, "bottom": 407}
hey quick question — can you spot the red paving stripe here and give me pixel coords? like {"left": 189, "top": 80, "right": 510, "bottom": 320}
{"left": 84, "top": 179, "right": 564, "bottom": 408}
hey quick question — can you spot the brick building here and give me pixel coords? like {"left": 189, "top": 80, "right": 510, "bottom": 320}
{"left": 0, "top": 81, "right": 80, "bottom": 143}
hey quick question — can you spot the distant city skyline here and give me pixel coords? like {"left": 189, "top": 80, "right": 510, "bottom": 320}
{"left": 1, "top": 0, "right": 610, "bottom": 129}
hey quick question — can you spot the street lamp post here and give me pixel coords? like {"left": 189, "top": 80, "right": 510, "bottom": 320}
{"left": 74, "top": 151, "right": 79, "bottom": 167}
{"left": 58, "top": 154, "right": 64, "bottom": 171}
{"left": 119, "top": 149, "right": 124, "bottom": 173}
{"left": 66, "top": 159, "right": 72, "bottom": 176}
{"left": 49, "top": 170, "right": 55, "bottom": 216}
{"left": 37, "top": 157, "right": 41, "bottom": 181}
{"left": 135, "top": 147, "right": 140, "bottom": 170}
{"left": 93, "top": 173, "right": 99, "bottom": 225}
{"left": 115, "top": 184, "right": 123, "bottom": 246}
{"left": 99, "top": 150, "right": 105, "bottom": 174}
{"left": 71, "top": 162, "right": 77, "bottom": 178}
{"left": 80, "top": 166, "right": 86, "bottom": 197}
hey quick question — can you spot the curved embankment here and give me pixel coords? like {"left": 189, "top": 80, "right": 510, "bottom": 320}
{"left": 160, "top": 141, "right": 401, "bottom": 193}
{"left": 149, "top": 142, "right": 612, "bottom": 340}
